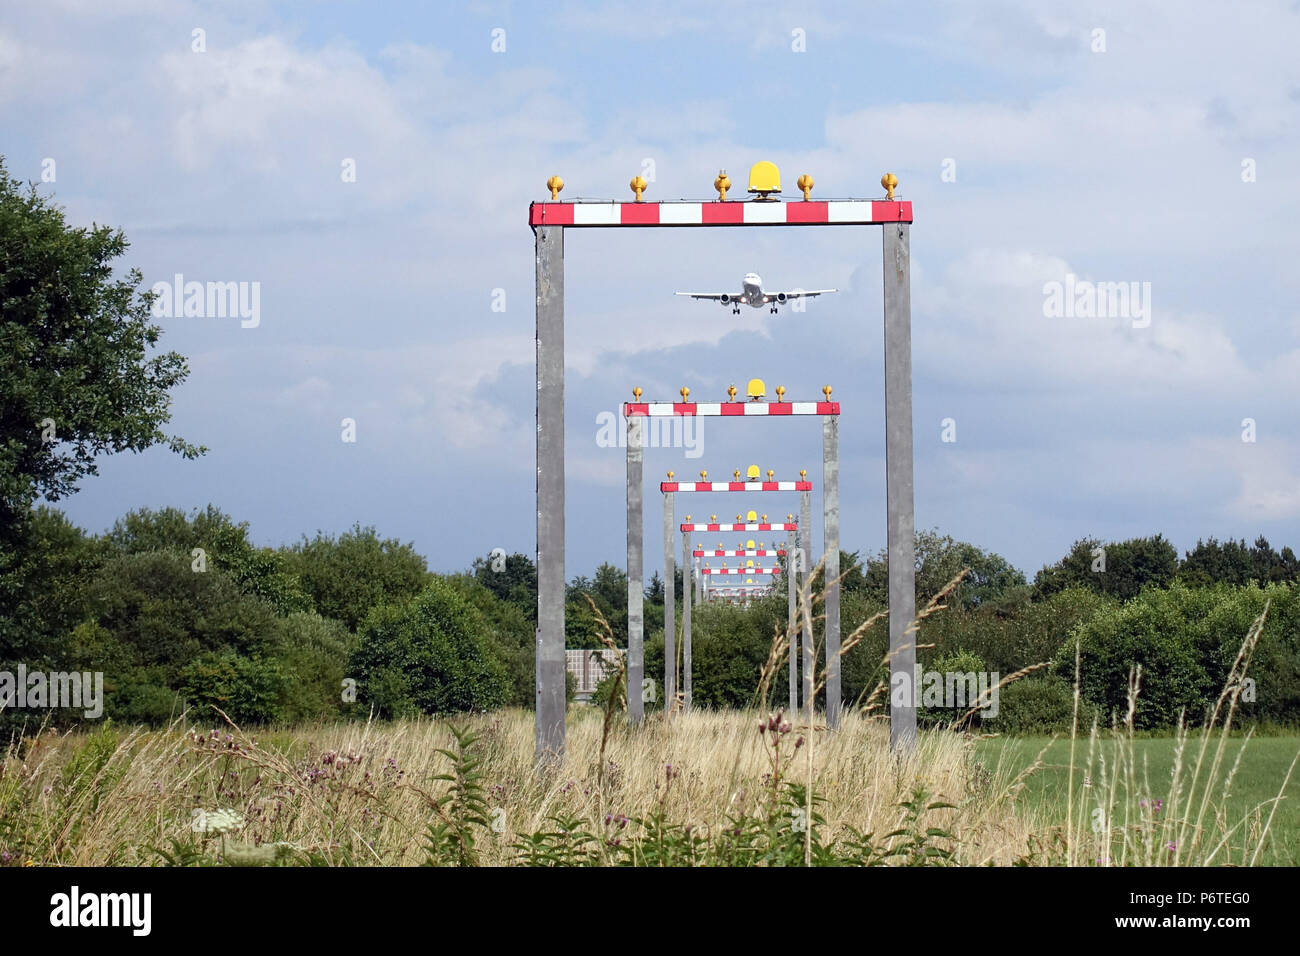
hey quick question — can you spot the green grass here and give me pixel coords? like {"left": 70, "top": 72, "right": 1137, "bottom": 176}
{"left": 979, "top": 734, "right": 1300, "bottom": 865}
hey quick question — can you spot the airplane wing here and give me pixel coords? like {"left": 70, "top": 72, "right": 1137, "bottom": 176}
{"left": 766, "top": 289, "right": 837, "bottom": 301}
{"left": 675, "top": 292, "right": 742, "bottom": 301}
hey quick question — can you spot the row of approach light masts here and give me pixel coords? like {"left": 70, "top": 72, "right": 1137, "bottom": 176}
{"left": 634, "top": 383, "right": 833, "bottom": 403}
{"left": 545, "top": 167, "right": 900, "bottom": 203}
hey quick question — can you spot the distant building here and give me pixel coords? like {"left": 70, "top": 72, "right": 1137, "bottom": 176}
{"left": 566, "top": 649, "right": 620, "bottom": 701}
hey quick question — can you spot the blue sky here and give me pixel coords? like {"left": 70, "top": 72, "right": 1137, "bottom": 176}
{"left": 4, "top": 0, "right": 1299, "bottom": 582}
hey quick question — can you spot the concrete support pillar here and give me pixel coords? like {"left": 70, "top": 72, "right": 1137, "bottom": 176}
{"left": 800, "top": 490, "right": 814, "bottom": 723}
{"left": 626, "top": 415, "right": 644, "bottom": 725}
{"left": 823, "top": 415, "right": 841, "bottom": 730}
{"left": 681, "top": 533, "right": 692, "bottom": 712}
{"left": 883, "top": 222, "right": 917, "bottom": 754}
{"left": 534, "top": 225, "right": 565, "bottom": 763}
{"left": 663, "top": 491, "right": 676, "bottom": 714}
{"left": 787, "top": 537, "right": 798, "bottom": 716}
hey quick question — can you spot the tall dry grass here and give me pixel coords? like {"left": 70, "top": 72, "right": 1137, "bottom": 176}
{"left": 0, "top": 707, "right": 1035, "bottom": 866}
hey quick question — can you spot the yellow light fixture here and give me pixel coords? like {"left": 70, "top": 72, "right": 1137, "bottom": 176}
{"left": 746, "top": 378, "right": 766, "bottom": 401}
{"left": 630, "top": 175, "right": 647, "bottom": 202}
{"left": 727, "top": 384, "right": 737, "bottom": 401}
{"left": 680, "top": 386, "right": 690, "bottom": 402}
{"left": 546, "top": 175, "right": 564, "bottom": 199}
{"left": 766, "top": 469, "right": 774, "bottom": 481}
{"left": 797, "top": 173, "right": 814, "bottom": 200}
{"left": 747, "top": 161, "right": 781, "bottom": 199}
{"left": 746, "top": 464, "right": 761, "bottom": 480}
{"left": 746, "top": 510, "right": 758, "bottom": 522}
{"left": 714, "top": 170, "right": 731, "bottom": 202}
{"left": 633, "top": 386, "right": 642, "bottom": 400}
{"left": 775, "top": 385, "right": 785, "bottom": 403}
{"left": 881, "top": 172, "right": 898, "bottom": 200}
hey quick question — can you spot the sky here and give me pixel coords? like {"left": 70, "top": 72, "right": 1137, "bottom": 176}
{"left": 3, "top": 0, "right": 1299, "bottom": 584}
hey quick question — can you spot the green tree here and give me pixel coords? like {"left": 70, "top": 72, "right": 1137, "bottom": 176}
{"left": 1033, "top": 534, "right": 1177, "bottom": 602}
{"left": 348, "top": 579, "right": 508, "bottom": 717}
{"left": 857, "top": 531, "right": 1026, "bottom": 609}
{"left": 0, "top": 158, "right": 202, "bottom": 568}
{"left": 471, "top": 550, "right": 537, "bottom": 617}
{"left": 0, "top": 507, "right": 104, "bottom": 670}
{"left": 282, "top": 524, "right": 429, "bottom": 630}
{"left": 108, "top": 505, "right": 310, "bottom": 614}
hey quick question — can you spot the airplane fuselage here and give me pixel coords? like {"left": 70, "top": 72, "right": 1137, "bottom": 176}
{"left": 741, "top": 273, "right": 764, "bottom": 307}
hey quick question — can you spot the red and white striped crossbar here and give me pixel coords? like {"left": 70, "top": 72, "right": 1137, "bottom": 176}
{"left": 530, "top": 199, "right": 913, "bottom": 228}
{"left": 693, "top": 549, "right": 786, "bottom": 558}
{"left": 662, "top": 481, "right": 812, "bottom": 492}
{"left": 682, "top": 522, "right": 797, "bottom": 532}
{"left": 626, "top": 401, "right": 838, "bottom": 417}
{"left": 701, "top": 567, "right": 782, "bottom": 576}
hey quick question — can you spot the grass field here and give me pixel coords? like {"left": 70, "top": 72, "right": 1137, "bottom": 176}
{"left": 3, "top": 705, "right": 1296, "bottom": 866}
{"left": 978, "top": 733, "right": 1300, "bottom": 866}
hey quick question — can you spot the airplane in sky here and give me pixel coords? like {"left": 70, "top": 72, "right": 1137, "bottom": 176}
{"left": 675, "top": 272, "right": 837, "bottom": 314}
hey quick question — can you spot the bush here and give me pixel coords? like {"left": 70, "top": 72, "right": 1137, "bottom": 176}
{"left": 178, "top": 651, "right": 290, "bottom": 725}
{"left": 267, "top": 613, "right": 355, "bottom": 722}
{"left": 1060, "top": 584, "right": 1220, "bottom": 728}
{"left": 984, "top": 676, "right": 1099, "bottom": 735}
{"left": 282, "top": 524, "right": 429, "bottom": 631}
{"left": 349, "top": 579, "right": 508, "bottom": 717}
{"left": 446, "top": 574, "right": 536, "bottom": 708}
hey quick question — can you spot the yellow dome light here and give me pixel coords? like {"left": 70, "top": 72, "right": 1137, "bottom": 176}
{"left": 746, "top": 559, "right": 755, "bottom": 569}
{"left": 746, "top": 539, "right": 756, "bottom": 549}
{"left": 746, "top": 464, "right": 760, "bottom": 480}
{"left": 714, "top": 170, "right": 731, "bottom": 202}
{"left": 746, "top": 510, "right": 758, "bottom": 522}
{"left": 746, "top": 378, "right": 766, "bottom": 401}
{"left": 747, "top": 161, "right": 781, "bottom": 199}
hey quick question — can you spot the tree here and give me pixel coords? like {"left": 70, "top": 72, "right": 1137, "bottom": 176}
{"left": 1034, "top": 534, "right": 1177, "bottom": 602}
{"left": 857, "top": 531, "right": 1026, "bottom": 609}
{"left": 471, "top": 550, "right": 537, "bottom": 617}
{"left": 0, "top": 157, "right": 202, "bottom": 565}
{"left": 281, "top": 524, "right": 429, "bottom": 630}
{"left": 349, "top": 579, "right": 508, "bottom": 717}
{"left": 108, "top": 505, "right": 311, "bottom": 614}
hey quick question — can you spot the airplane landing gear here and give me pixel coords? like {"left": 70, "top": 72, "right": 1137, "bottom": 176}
{"left": 770, "top": 305, "right": 779, "bottom": 314}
